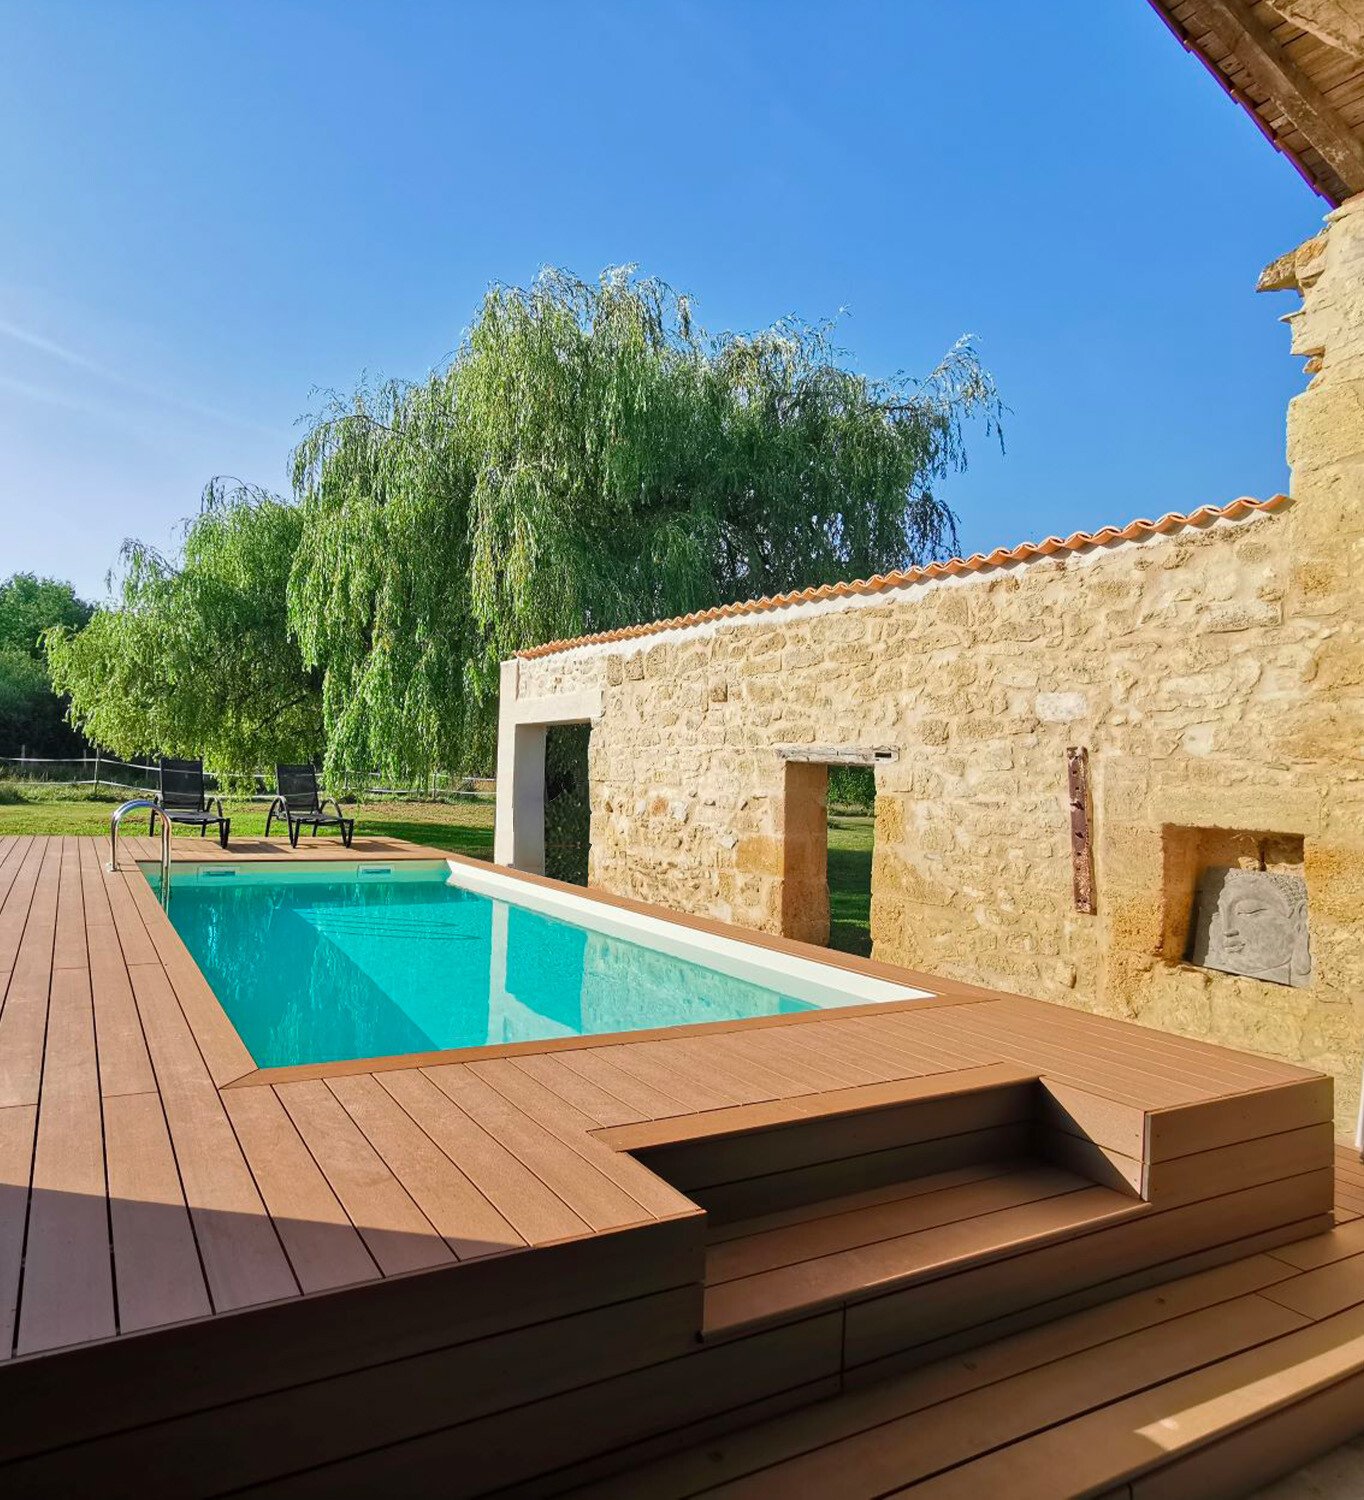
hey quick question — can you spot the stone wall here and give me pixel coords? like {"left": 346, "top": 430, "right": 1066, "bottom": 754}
{"left": 499, "top": 196, "right": 1364, "bottom": 1134}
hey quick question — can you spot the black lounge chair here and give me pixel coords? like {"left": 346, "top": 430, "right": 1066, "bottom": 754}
{"left": 152, "top": 757, "right": 231, "bottom": 848}
{"left": 266, "top": 764, "right": 356, "bottom": 848}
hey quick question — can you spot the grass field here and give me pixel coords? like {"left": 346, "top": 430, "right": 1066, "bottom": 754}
{"left": 0, "top": 783, "right": 496, "bottom": 861}
{"left": 0, "top": 785, "right": 874, "bottom": 952}
{"left": 828, "top": 813, "right": 874, "bottom": 957}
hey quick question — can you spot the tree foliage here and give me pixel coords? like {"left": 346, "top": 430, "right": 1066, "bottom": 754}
{"left": 292, "top": 266, "right": 1000, "bottom": 781}
{"left": 0, "top": 574, "right": 92, "bottom": 755}
{"left": 44, "top": 267, "right": 998, "bottom": 780}
{"left": 46, "top": 481, "right": 322, "bottom": 774}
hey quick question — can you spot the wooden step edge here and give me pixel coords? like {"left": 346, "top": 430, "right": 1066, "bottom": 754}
{"left": 700, "top": 1190, "right": 1151, "bottom": 1343}
{"left": 592, "top": 1063, "right": 1041, "bottom": 1156}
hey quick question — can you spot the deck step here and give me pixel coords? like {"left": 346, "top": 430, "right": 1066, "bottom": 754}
{"left": 702, "top": 1157, "right": 1143, "bottom": 1338}
{"left": 618, "top": 1064, "right": 1044, "bottom": 1227}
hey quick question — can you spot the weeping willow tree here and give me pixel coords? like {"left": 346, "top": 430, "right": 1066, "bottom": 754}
{"left": 292, "top": 266, "right": 1000, "bottom": 783}
{"left": 46, "top": 480, "right": 322, "bottom": 774}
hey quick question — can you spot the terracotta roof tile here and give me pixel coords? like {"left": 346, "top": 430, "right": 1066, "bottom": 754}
{"left": 516, "top": 494, "right": 1291, "bottom": 660}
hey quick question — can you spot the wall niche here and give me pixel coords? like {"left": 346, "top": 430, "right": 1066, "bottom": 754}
{"left": 1160, "top": 825, "right": 1311, "bottom": 988}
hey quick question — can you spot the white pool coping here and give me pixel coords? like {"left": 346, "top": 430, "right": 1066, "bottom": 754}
{"left": 444, "top": 860, "right": 925, "bottom": 1010}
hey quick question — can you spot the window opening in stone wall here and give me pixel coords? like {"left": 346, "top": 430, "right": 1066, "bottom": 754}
{"left": 544, "top": 723, "right": 591, "bottom": 886}
{"left": 1161, "top": 825, "right": 1310, "bottom": 988}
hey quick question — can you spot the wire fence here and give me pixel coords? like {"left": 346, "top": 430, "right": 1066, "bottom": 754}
{"left": 0, "top": 754, "right": 495, "bottom": 802}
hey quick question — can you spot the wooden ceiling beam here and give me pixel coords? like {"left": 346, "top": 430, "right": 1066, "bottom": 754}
{"left": 1188, "top": 0, "right": 1364, "bottom": 196}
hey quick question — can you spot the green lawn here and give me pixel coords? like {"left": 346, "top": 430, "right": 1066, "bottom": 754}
{"left": 828, "top": 813, "right": 874, "bottom": 958}
{"left": 0, "top": 784, "right": 495, "bottom": 861}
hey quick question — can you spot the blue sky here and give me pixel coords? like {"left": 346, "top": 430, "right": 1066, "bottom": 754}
{"left": 0, "top": 0, "right": 1325, "bottom": 603}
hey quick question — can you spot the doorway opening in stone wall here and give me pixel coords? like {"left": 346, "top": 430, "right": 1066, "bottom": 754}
{"left": 544, "top": 722, "right": 591, "bottom": 886}
{"left": 779, "top": 755, "right": 879, "bottom": 959}
{"left": 828, "top": 766, "right": 876, "bottom": 957}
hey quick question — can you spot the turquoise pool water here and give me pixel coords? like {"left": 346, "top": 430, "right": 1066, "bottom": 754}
{"left": 150, "top": 861, "right": 815, "bottom": 1067}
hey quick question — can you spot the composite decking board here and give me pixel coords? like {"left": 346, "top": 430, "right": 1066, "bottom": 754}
{"left": 16, "top": 965, "right": 115, "bottom": 1354}
{"left": 80, "top": 842, "right": 157, "bottom": 1099}
{"left": 723, "top": 1023, "right": 889, "bottom": 1090}
{"left": 508, "top": 1052, "right": 648, "bottom": 1128}
{"left": 635, "top": 1037, "right": 780, "bottom": 1108}
{"left": 97, "top": 859, "right": 158, "bottom": 968}
{"left": 889, "top": 1007, "right": 1213, "bottom": 1109}
{"left": 1123, "top": 1374, "right": 1364, "bottom": 1500}
{"left": 605, "top": 1037, "right": 768, "bottom": 1112}
{"left": 273, "top": 1079, "right": 455, "bottom": 1276}
{"left": 0, "top": 1215, "right": 702, "bottom": 1469}
{"left": 324, "top": 1071, "right": 527, "bottom": 1259}
{"left": 1146, "top": 1076, "right": 1336, "bottom": 1160}
{"left": 593, "top": 1063, "right": 1036, "bottom": 1156}
{"left": 887, "top": 1008, "right": 1203, "bottom": 1110}
{"left": 776, "top": 1019, "right": 955, "bottom": 1087}
{"left": 707, "top": 1161, "right": 1053, "bottom": 1284}
{"left": 51, "top": 836, "right": 87, "bottom": 972}
{"left": 579, "top": 1253, "right": 1306, "bottom": 1499}
{"left": 126, "top": 961, "right": 299, "bottom": 1311}
{"left": 1038, "top": 1076, "right": 1150, "bottom": 1160}
{"left": 705, "top": 1162, "right": 1015, "bottom": 1247}
{"left": 86, "top": 930, "right": 156, "bottom": 1099}
{"left": 0, "top": 839, "right": 59, "bottom": 1110}
{"left": 998, "top": 1013, "right": 1315, "bottom": 1107}
{"left": 212, "top": 1312, "right": 847, "bottom": 1500}
{"left": 692, "top": 1125, "right": 1032, "bottom": 1232}
{"left": 884, "top": 1003, "right": 1207, "bottom": 1106}
{"left": 743, "top": 1019, "right": 901, "bottom": 1085}
{"left": 686, "top": 1030, "right": 845, "bottom": 1099}
{"left": 764, "top": 1018, "right": 926, "bottom": 1089}
{"left": 976, "top": 1003, "right": 1286, "bottom": 1097}
{"left": 991, "top": 995, "right": 1314, "bottom": 1089}
{"left": 704, "top": 1176, "right": 1136, "bottom": 1337}
{"left": 696, "top": 1295, "right": 1311, "bottom": 1500}
{"left": 424, "top": 1063, "right": 658, "bottom": 1232}
{"left": 622, "top": 1088, "right": 1038, "bottom": 1206}
{"left": 1259, "top": 1246, "right": 1364, "bottom": 1321}
{"left": 103, "top": 1089, "right": 212, "bottom": 1332}
{"left": 554, "top": 1046, "right": 699, "bottom": 1120}
{"left": 75, "top": 836, "right": 110, "bottom": 908}
{"left": 375, "top": 1065, "right": 594, "bottom": 1244}
{"left": 1334, "top": 1145, "right": 1364, "bottom": 1183}
{"left": 221, "top": 1083, "right": 381, "bottom": 1293}
{"left": 0, "top": 1285, "right": 707, "bottom": 1499}
{"left": 877, "top": 1007, "right": 1170, "bottom": 1108}
{"left": 894, "top": 1300, "right": 1364, "bottom": 1500}
{"left": 467, "top": 1059, "right": 697, "bottom": 1222}
{"left": 0, "top": 838, "right": 42, "bottom": 981}
{"left": 1268, "top": 1214, "right": 1364, "bottom": 1272}
{"left": 843, "top": 1169, "right": 1336, "bottom": 1370}
{"left": 833, "top": 1015, "right": 997, "bottom": 1078}
{"left": 1145, "top": 1122, "right": 1335, "bottom": 1206}
{"left": 0, "top": 1102, "right": 36, "bottom": 1359}
{"left": 854, "top": 1212, "right": 1337, "bottom": 1394}
{"left": 118, "top": 868, "right": 256, "bottom": 1087}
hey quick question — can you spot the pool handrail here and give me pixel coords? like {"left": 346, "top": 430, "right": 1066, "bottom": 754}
{"left": 108, "top": 798, "right": 172, "bottom": 903}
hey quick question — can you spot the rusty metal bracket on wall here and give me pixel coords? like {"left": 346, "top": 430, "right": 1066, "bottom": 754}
{"left": 1066, "top": 746, "right": 1096, "bottom": 915}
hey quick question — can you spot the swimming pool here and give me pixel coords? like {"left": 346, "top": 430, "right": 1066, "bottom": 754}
{"left": 147, "top": 859, "right": 924, "bottom": 1069}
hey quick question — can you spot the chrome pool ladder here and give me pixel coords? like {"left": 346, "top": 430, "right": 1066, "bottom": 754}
{"left": 108, "top": 799, "right": 172, "bottom": 905}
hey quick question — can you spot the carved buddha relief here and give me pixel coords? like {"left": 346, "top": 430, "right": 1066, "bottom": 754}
{"left": 1188, "top": 867, "right": 1312, "bottom": 988}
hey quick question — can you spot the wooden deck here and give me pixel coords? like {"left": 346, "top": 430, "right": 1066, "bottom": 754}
{"left": 574, "top": 1147, "right": 1364, "bottom": 1499}
{"left": 0, "top": 832, "right": 1353, "bottom": 1496}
